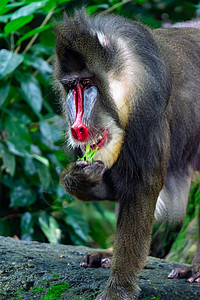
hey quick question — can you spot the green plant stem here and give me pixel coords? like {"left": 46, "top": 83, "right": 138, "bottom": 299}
{"left": 14, "top": 44, "right": 21, "bottom": 54}
{"left": 13, "top": 7, "right": 56, "bottom": 55}
{"left": 102, "top": 0, "right": 132, "bottom": 14}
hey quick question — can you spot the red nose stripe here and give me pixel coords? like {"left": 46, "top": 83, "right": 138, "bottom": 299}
{"left": 71, "top": 84, "right": 89, "bottom": 142}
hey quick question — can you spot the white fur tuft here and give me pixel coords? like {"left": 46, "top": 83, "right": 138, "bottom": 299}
{"left": 155, "top": 169, "right": 192, "bottom": 223}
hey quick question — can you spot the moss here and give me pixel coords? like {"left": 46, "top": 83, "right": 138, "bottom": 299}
{"left": 12, "top": 284, "right": 162, "bottom": 300}
{"left": 41, "top": 282, "right": 69, "bottom": 300}
{"left": 11, "top": 276, "right": 69, "bottom": 300}
{"left": 32, "top": 285, "right": 44, "bottom": 294}
{"left": 53, "top": 272, "right": 60, "bottom": 279}
{"left": 11, "top": 289, "right": 25, "bottom": 300}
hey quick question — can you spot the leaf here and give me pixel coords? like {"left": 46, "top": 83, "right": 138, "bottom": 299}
{"left": 0, "top": 2, "right": 26, "bottom": 16}
{"left": 35, "top": 160, "right": 51, "bottom": 190}
{"left": 8, "top": 108, "right": 32, "bottom": 125}
{"left": 43, "top": 0, "right": 70, "bottom": 12}
{"left": 4, "top": 117, "right": 32, "bottom": 157}
{"left": 56, "top": 185, "right": 67, "bottom": 200}
{"left": 0, "top": 142, "right": 16, "bottom": 176}
{"left": 17, "top": 24, "right": 52, "bottom": 44}
{"left": 31, "top": 43, "right": 54, "bottom": 56}
{"left": 15, "top": 72, "right": 43, "bottom": 114}
{"left": 32, "top": 154, "right": 49, "bottom": 167}
{"left": 23, "top": 54, "right": 52, "bottom": 75}
{"left": 0, "top": 0, "right": 9, "bottom": 9}
{"left": 0, "top": 49, "right": 23, "bottom": 79}
{"left": 6, "top": 140, "right": 29, "bottom": 157}
{"left": 77, "top": 144, "right": 98, "bottom": 163}
{"left": 24, "top": 156, "right": 37, "bottom": 176}
{"left": 4, "top": 15, "right": 34, "bottom": 34}
{"left": 64, "top": 207, "right": 89, "bottom": 243}
{"left": 30, "top": 144, "right": 41, "bottom": 156}
{"left": 40, "top": 120, "right": 62, "bottom": 144}
{"left": 87, "top": 4, "right": 109, "bottom": 14}
{"left": 20, "top": 212, "right": 34, "bottom": 241}
{"left": 39, "top": 26, "right": 55, "bottom": 47}
{"left": 0, "top": 0, "right": 10, "bottom": 15}
{"left": 38, "top": 214, "right": 61, "bottom": 244}
{"left": 5, "top": 117, "right": 32, "bottom": 145}
{"left": 0, "top": 33, "right": 7, "bottom": 38}
{"left": 10, "top": 181, "right": 37, "bottom": 207}
{"left": 137, "top": 0, "right": 148, "bottom": 3}
{"left": 0, "top": 81, "right": 10, "bottom": 107}
{"left": 11, "top": 1, "right": 48, "bottom": 20}
{"left": 0, "top": 14, "right": 11, "bottom": 23}
{"left": 57, "top": 0, "right": 72, "bottom": 4}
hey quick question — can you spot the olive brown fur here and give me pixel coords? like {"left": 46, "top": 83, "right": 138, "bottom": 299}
{"left": 54, "top": 10, "right": 200, "bottom": 300}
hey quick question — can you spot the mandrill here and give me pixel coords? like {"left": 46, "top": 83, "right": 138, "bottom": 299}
{"left": 53, "top": 10, "right": 200, "bottom": 300}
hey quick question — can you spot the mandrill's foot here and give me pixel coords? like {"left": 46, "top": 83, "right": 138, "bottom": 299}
{"left": 168, "top": 264, "right": 200, "bottom": 283}
{"left": 95, "top": 281, "right": 140, "bottom": 300}
{"left": 95, "top": 291, "right": 138, "bottom": 300}
{"left": 80, "top": 251, "right": 112, "bottom": 268}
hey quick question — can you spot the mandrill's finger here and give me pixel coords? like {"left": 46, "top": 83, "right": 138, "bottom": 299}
{"left": 168, "top": 267, "right": 191, "bottom": 279}
{"left": 188, "top": 271, "right": 200, "bottom": 283}
{"left": 83, "top": 162, "right": 106, "bottom": 177}
{"left": 195, "top": 277, "right": 200, "bottom": 283}
{"left": 101, "top": 257, "right": 111, "bottom": 269}
{"left": 168, "top": 268, "right": 180, "bottom": 279}
{"left": 80, "top": 254, "right": 90, "bottom": 267}
{"left": 76, "top": 160, "right": 88, "bottom": 166}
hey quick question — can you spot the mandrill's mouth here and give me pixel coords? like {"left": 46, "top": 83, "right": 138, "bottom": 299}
{"left": 82, "top": 128, "right": 108, "bottom": 151}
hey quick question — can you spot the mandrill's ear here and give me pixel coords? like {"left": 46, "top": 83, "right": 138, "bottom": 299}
{"left": 95, "top": 32, "right": 111, "bottom": 49}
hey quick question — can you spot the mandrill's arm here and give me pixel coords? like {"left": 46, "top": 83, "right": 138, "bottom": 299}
{"left": 60, "top": 160, "right": 115, "bottom": 202}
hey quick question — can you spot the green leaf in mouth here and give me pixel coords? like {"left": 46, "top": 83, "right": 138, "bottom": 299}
{"left": 77, "top": 144, "right": 98, "bottom": 163}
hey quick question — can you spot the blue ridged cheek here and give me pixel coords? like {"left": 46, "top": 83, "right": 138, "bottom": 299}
{"left": 82, "top": 86, "right": 98, "bottom": 124}
{"left": 66, "top": 90, "right": 76, "bottom": 124}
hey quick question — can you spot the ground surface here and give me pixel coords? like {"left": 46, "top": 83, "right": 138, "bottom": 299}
{"left": 0, "top": 236, "right": 200, "bottom": 299}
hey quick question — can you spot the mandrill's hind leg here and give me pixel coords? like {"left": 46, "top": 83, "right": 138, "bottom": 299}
{"left": 168, "top": 205, "right": 200, "bottom": 283}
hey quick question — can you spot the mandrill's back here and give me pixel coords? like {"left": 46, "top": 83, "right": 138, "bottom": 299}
{"left": 152, "top": 27, "right": 200, "bottom": 74}
{"left": 152, "top": 27, "right": 200, "bottom": 169}
{"left": 153, "top": 26, "right": 200, "bottom": 223}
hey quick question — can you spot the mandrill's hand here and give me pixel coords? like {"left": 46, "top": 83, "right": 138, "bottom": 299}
{"left": 60, "top": 160, "right": 107, "bottom": 201}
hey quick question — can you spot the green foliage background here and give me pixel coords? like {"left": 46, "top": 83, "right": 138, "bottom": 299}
{"left": 0, "top": 0, "right": 200, "bottom": 261}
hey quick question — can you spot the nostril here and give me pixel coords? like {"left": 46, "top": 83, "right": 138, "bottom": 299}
{"left": 71, "top": 123, "right": 89, "bottom": 142}
{"left": 71, "top": 127, "right": 78, "bottom": 140}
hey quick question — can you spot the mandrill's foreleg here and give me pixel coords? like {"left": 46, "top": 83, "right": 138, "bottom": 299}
{"left": 96, "top": 184, "right": 161, "bottom": 300}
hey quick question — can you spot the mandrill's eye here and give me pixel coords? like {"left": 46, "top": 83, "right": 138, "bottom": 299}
{"left": 81, "top": 79, "right": 90, "bottom": 87}
{"left": 65, "top": 81, "right": 75, "bottom": 91}
{"left": 66, "top": 82, "right": 72, "bottom": 89}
